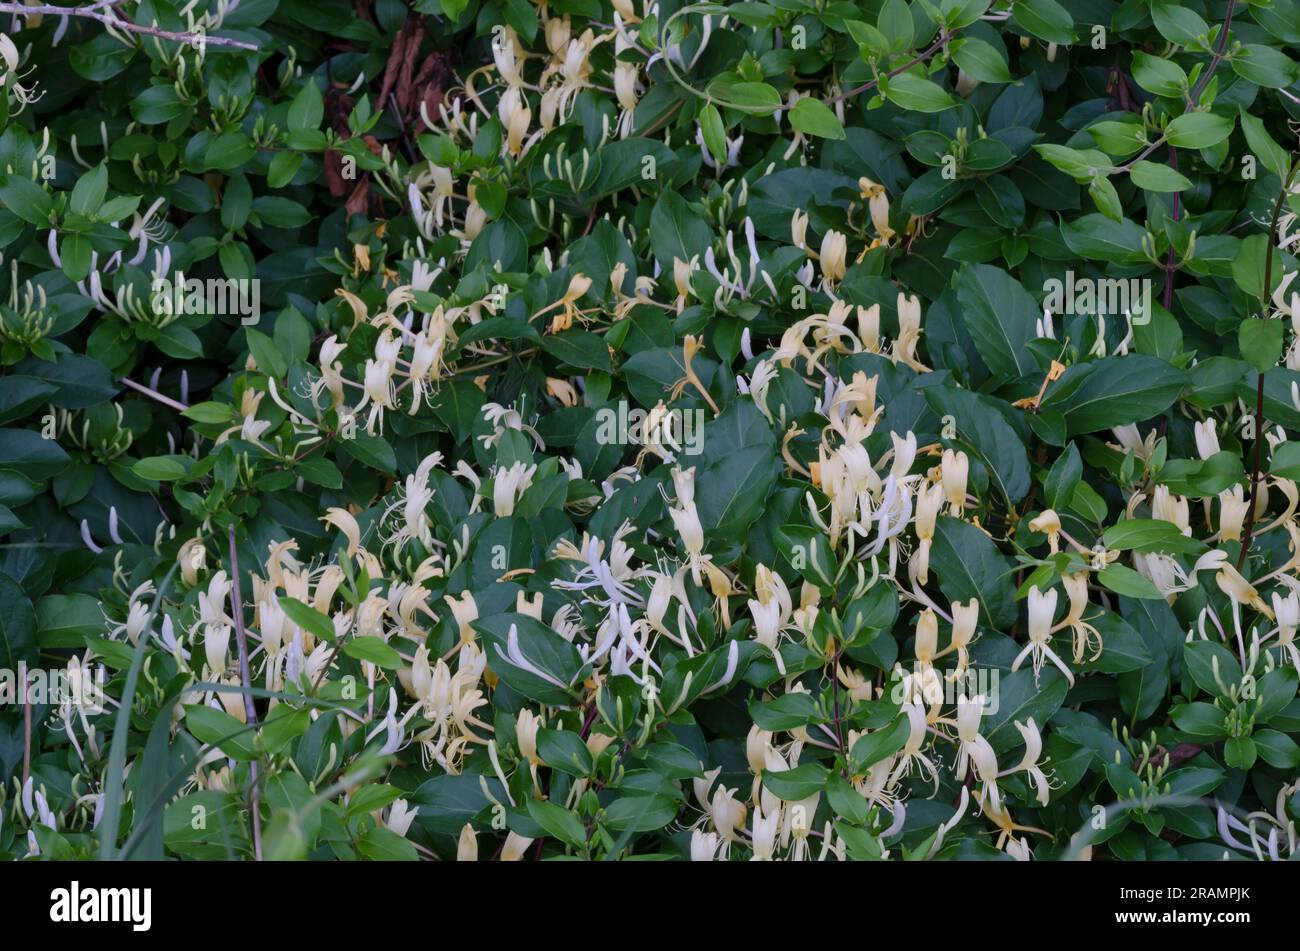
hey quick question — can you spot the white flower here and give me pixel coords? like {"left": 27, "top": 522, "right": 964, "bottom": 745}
{"left": 1012, "top": 586, "right": 1074, "bottom": 686}
{"left": 1193, "top": 419, "right": 1221, "bottom": 460}
{"left": 492, "top": 461, "right": 537, "bottom": 517}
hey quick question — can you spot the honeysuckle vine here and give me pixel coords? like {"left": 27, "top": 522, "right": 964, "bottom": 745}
{"left": 1, "top": 0, "right": 1300, "bottom": 863}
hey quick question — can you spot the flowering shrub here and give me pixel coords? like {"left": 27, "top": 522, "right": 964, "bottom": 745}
{"left": 1, "top": 0, "right": 1299, "bottom": 863}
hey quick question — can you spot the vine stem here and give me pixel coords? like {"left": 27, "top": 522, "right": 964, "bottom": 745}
{"left": 1187, "top": 0, "right": 1237, "bottom": 105}
{"left": 826, "top": 30, "right": 953, "bottom": 104}
{"left": 1237, "top": 158, "right": 1300, "bottom": 570}
{"left": 228, "top": 525, "right": 264, "bottom": 861}
{"left": 0, "top": 1, "right": 260, "bottom": 49}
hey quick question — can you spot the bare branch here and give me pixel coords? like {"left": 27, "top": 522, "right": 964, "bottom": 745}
{"left": 0, "top": 2, "right": 261, "bottom": 51}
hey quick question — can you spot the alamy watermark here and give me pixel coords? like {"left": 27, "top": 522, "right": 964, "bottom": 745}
{"left": 1042, "top": 272, "right": 1152, "bottom": 324}
{"left": 594, "top": 401, "right": 705, "bottom": 457}
{"left": 151, "top": 271, "right": 261, "bottom": 325}
{"left": 0, "top": 663, "right": 107, "bottom": 712}
{"left": 50, "top": 882, "right": 151, "bottom": 931}
{"left": 890, "top": 664, "right": 1001, "bottom": 715}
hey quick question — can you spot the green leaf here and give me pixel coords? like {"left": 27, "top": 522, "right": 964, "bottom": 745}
{"left": 761, "top": 763, "right": 828, "bottom": 800}
{"left": 1238, "top": 109, "right": 1292, "bottom": 181}
{"left": 342, "top": 636, "right": 403, "bottom": 668}
{"left": 848, "top": 716, "right": 910, "bottom": 771}
{"left": 931, "top": 516, "right": 1017, "bottom": 629}
{"left": 526, "top": 798, "right": 587, "bottom": 848}
{"left": 288, "top": 79, "right": 325, "bottom": 131}
{"left": 1164, "top": 112, "right": 1235, "bottom": 149}
{"left": 0, "top": 573, "right": 37, "bottom": 671}
{"left": 924, "top": 386, "right": 1030, "bottom": 505}
{"left": 952, "top": 263, "right": 1040, "bottom": 379}
{"left": 1129, "top": 160, "right": 1192, "bottom": 192}
{"left": 184, "top": 705, "right": 256, "bottom": 760}
{"left": 132, "top": 455, "right": 191, "bottom": 481}
{"left": 1047, "top": 355, "right": 1188, "bottom": 435}
{"left": 279, "top": 597, "right": 337, "bottom": 644}
{"left": 951, "top": 37, "right": 1012, "bottom": 83}
{"left": 1170, "top": 702, "right": 1227, "bottom": 738}
{"left": 1012, "top": 0, "right": 1075, "bottom": 44}
{"left": 1131, "top": 52, "right": 1187, "bottom": 98}
{"left": 1239, "top": 318, "right": 1284, "bottom": 373}
{"left": 884, "top": 72, "right": 958, "bottom": 112}
{"left": 788, "top": 98, "right": 845, "bottom": 140}
{"left": 1098, "top": 564, "right": 1163, "bottom": 600}
{"left": 69, "top": 164, "right": 108, "bottom": 217}
{"left": 699, "top": 103, "right": 728, "bottom": 165}
{"left": 0, "top": 175, "right": 53, "bottom": 225}
{"left": 536, "top": 728, "right": 594, "bottom": 776}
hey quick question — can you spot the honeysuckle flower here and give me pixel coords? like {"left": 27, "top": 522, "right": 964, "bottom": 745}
{"left": 539, "top": 272, "right": 592, "bottom": 333}
{"left": 750, "top": 803, "right": 781, "bottom": 861}
{"left": 178, "top": 537, "right": 206, "bottom": 586}
{"left": 492, "top": 26, "right": 525, "bottom": 85}
{"left": 914, "top": 608, "right": 939, "bottom": 667}
{"left": 1271, "top": 591, "right": 1300, "bottom": 668}
{"left": 198, "top": 571, "right": 231, "bottom": 630}
{"left": 818, "top": 230, "right": 846, "bottom": 284}
{"left": 1193, "top": 419, "right": 1221, "bottom": 460}
{"left": 857, "top": 302, "right": 881, "bottom": 352}
{"left": 385, "top": 799, "right": 418, "bottom": 837}
{"left": 501, "top": 831, "right": 533, "bottom": 861}
{"left": 911, "top": 482, "right": 944, "bottom": 584}
{"left": 457, "top": 823, "right": 478, "bottom": 861}
{"left": 613, "top": 62, "right": 640, "bottom": 137}
{"left": 1057, "top": 572, "right": 1103, "bottom": 664}
{"left": 691, "top": 828, "right": 723, "bottom": 861}
{"left": 1110, "top": 423, "right": 1158, "bottom": 461}
{"left": 322, "top": 507, "right": 362, "bottom": 558}
{"left": 516, "top": 709, "right": 542, "bottom": 766}
{"left": 1029, "top": 509, "right": 1062, "bottom": 553}
{"left": 204, "top": 620, "right": 231, "bottom": 675}
{"left": 890, "top": 430, "right": 918, "bottom": 482}
{"left": 492, "top": 461, "right": 538, "bottom": 517}
{"left": 857, "top": 176, "right": 894, "bottom": 242}
{"left": 1151, "top": 485, "right": 1190, "bottom": 535}
{"left": 498, "top": 86, "right": 531, "bottom": 157}
{"left": 791, "top": 209, "right": 809, "bottom": 251}
{"left": 1009, "top": 718, "right": 1051, "bottom": 806}
{"left": 1012, "top": 586, "right": 1074, "bottom": 686}
{"left": 889, "top": 701, "right": 940, "bottom": 788}
{"left": 1215, "top": 561, "right": 1275, "bottom": 625}
{"left": 941, "top": 449, "right": 969, "bottom": 514}
{"left": 955, "top": 69, "right": 980, "bottom": 97}
{"left": 954, "top": 694, "right": 1001, "bottom": 808}
{"left": 1217, "top": 484, "right": 1249, "bottom": 541}
{"left": 709, "top": 785, "right": 747, "bottom": 843}
{"left": 836, "top": 664, "right": 876, "bottom": 702}
{"left": 938, "top": 598, "right": 979, "bottom": 672}
{"left": 746, "top": 724, "right": 773, "bottom": 776}
{"left": 748, "top": 563, "right": 793, "bottom": 671}
{"left": 894, "top": 292, "right": 927, "bottom": 371}
{"left": 668, "top": 469, "right": 708, "bottom": 583}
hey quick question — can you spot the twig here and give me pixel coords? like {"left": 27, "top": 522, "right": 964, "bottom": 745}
{"left": 0, "top": 2, "right": 260, "bottom": 50}
{"left": 1187, "top": 0, "right": 1237, "bottom": 105}
{"left": 121, "top": 376, "right": 189, "bottom": 412}
{"left": 827, "top": 30, "right": 952, "bottom": 104}
{"left": 227, "top": 525, "right": 264, "bottom": 861}
{"left": 1237, "top": 158, "right": 1300, "bottom": 569}
{"left": 1116, "top": 2, "right": 1238, "bottom": 173}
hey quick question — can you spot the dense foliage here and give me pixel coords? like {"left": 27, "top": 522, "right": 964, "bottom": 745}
{"left": 1, "top": 0, "right": 1300, "bottom": 861}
